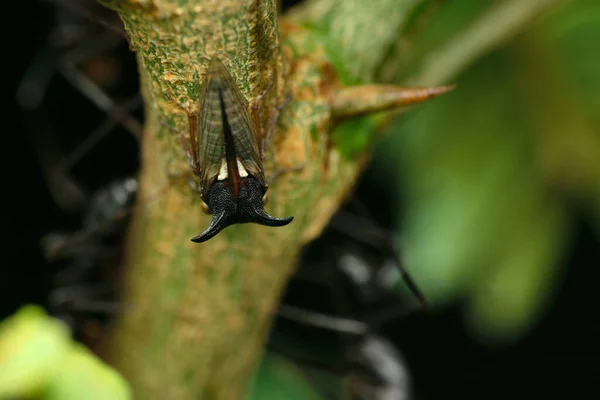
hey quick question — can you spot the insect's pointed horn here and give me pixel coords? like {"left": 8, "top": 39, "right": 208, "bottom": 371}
{"left": 191, "top": 212, "right": 228, "bottom": 243}
{"left": 251, "top": 207, "right": 294, "bottom": 227}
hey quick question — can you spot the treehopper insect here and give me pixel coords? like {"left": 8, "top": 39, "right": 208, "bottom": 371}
{"left": 168, "top": 58, "right": 294, "bottom": 243}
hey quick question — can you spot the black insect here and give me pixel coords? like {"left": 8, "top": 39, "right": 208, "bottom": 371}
{"left": 346, "top": 334, "right": 411, "bottom": 400}
{"left": 171, "top": 59, "right": 293, "bottom": 243}
{"left": 272, "top": 205, "right": 425, "bottom": 400}
{"left": 42, "top": 176, "right": 137, "bottom": 344}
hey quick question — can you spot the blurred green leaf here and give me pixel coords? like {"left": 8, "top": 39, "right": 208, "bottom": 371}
{"left": 373, "top": 0, "right": 599, "bottom": 344}
{"left": 466, "top": 186, "right": 568, "bottom": 345}
{"left": 249, "top": 353, "right": 324, "bottom": 400}
{"left": 43, "top": 344, "right": 131, "bottom": 400}
{"left": 0, "top": 306, "right": 131, "bottom": 400}
{"left": 0, "top": 305, "right": 70, "bottom": 399}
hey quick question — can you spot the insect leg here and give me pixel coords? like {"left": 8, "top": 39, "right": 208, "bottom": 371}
{"left": 164, "top": 92, "right": 202, "bottom": 176}
{"left": 263, "top": 93, "right": 293, "bottom": 153}
{"left": 329, "top": 208, "right": 427, "bottom": 330}
{"left": 51, "top": 0, "right": 127, "bottom": 39}
{"left": 40, "top": 177, "right": 138, "bottom": 262}
{"left": 277, "top": 304, "right": 368, "bottom": 336}
{"left": 58, "top": 56, "right": 142, "bottom": 139}
{"left": 55, "top": 95, "right": 142, "bottom": 174}
{"left": 159, "top": 118, "right": 201, "bottom": 195}
{"left": 17, "top": 22, "right": 142, "bottom": 213}
{"left": 17, "top": 47, "right": 88, "bottom": 212}
{"left": 51, "top": 289, "right": 122, "bottom": 316}
{"left": 249, "top": 66, "right": 277, "bottom": 155}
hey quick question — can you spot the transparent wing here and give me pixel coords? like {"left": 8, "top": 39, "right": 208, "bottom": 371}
{"left": 196, "top": 59, "right": 265, "bottom": 197}
{"left": 211, "top": 59, "right": 265, "bottom": 184}
{"left": 197, "top": 63, "right": 226, "bottom": 198}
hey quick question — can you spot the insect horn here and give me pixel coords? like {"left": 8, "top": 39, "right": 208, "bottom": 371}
{"left": 249, "top": 207, "right": 294, "bottom": 227}
{"left": 191, "top": 212, "right": 228, "bottom": 243}
{"left": 191, "top": 179, "right": 294, "bottom": 243}
{"left": 191, "top": 210, "right": 293, "bottom": 243}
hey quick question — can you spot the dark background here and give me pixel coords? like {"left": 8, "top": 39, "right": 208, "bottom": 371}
{"left": 3, "top": 1, "right": 599, "bottom": 399}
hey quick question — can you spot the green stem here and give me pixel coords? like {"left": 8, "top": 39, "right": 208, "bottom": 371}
{"left": 94, "top": 0, "right": 563, "bottom": 398}
{"left": 97, "top": 1, "right": 365, "bottom": 398}
{"left": 408, "top": 0, "right": 563, "bottom": 85}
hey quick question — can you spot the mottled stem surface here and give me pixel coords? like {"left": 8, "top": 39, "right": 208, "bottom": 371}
{"left": 99, "top": 1, "right": 364, "bottom": 398}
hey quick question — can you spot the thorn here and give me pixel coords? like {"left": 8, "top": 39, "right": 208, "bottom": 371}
{"left": 330, "top": 84, "right": 455, "bottom": 120}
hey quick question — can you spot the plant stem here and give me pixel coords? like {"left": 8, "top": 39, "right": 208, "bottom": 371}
{"left": 98, "top": 1, "right": 364, "bottom": 398}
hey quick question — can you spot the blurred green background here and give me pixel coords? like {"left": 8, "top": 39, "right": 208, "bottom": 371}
{"left": 375, "top": 0, "right": 599, "bottom": 345}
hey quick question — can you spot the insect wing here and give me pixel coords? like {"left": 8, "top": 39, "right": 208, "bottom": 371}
{"left": 201, "top": 60, "right": 265, "bottom": 187}
{"left": 217, "top": 62, "right": 265, "bottom": 184}
{"left": 197, "top": 65, "right": 226, "bottom": 198}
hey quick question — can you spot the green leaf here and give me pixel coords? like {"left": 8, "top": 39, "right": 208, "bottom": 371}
{"left": 0, "top": 306, "right": 131, "bottom": 400}
{"left": 466, "top": 199, "right": 568, "bottom": 345}
{"left": 0, "top": 305, "right": 70, "bottom": 399}
{"left": 43, "top": 344, "right": 131, "bottom": 400}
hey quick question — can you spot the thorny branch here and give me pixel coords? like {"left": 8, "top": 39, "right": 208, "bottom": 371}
{"left": 93, "top": 0, "right": 554, "bottom": 398}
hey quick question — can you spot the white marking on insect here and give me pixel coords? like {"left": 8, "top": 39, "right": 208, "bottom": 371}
{"left": 217, "top": 158, "right": 249, "bottom": 180}
{"left": 217, "top": 159, "right": 228, "bottom": 180}
{"left": 237, "top": 159, "right": 248, "bottom": 178}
